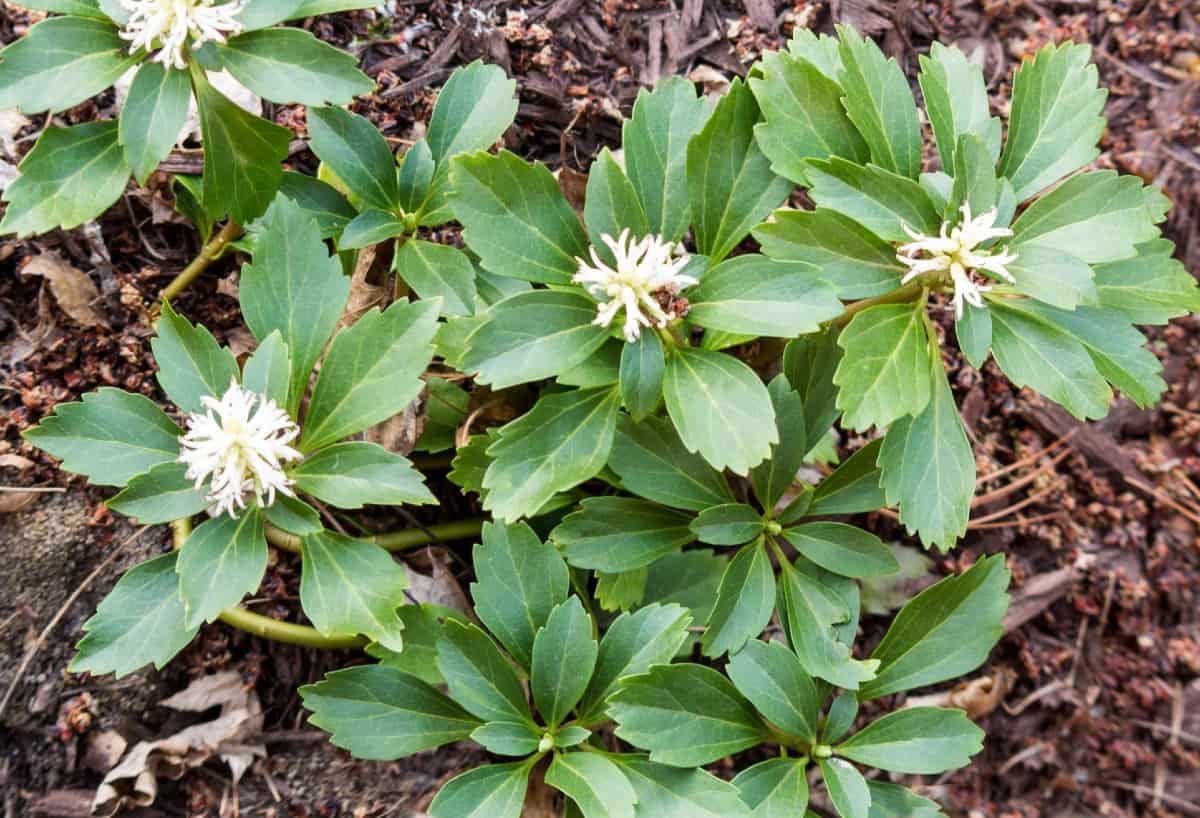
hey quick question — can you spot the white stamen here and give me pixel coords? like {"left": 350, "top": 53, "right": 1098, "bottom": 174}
{"left": 119, "top": 0, "right": 245, "bottom": 71}
{"left": 178, "top": 380, "right": 301, "bottom": 518}
{"left": 572, "top": 229, "right": 697, "bottom": 342}
{"left": 897, "top": 202, "right": 1017, "bottom": 320}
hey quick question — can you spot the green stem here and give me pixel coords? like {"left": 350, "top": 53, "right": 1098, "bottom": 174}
{"left": 263, "top": 516, "right": 487, "bottom": 554}
{"left": 160, "top": 218, "right": 244, "bottom": 303}
{"left": 171, "top": 519, "right": 366, "bottom": 649}
{"left": 830, "top": 280, "right": 926, "bottom": 328}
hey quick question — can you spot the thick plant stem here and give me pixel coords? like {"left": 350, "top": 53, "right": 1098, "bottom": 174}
{"left": 171, "top": 518, "right": 366, "bottom": 649}
{"left": 160, "top": 219, "right": 243, "bottom": 303}
{"left": 831, "top": 280, "right": 926, "bottom": 328}
{"left": 264, "top": 517, "right": 487, "bottom": 554}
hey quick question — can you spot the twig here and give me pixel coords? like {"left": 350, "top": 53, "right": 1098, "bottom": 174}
{"left": 972, "top": 447, "right": 1071, "bottom": 508}
{"left": 1109, "top": 781, "right": 1200, "bottom": 816}
{"left": 0, "top": 525, "right": 149, "bottom": 720}
{"left": 976, "top": 431, "right": 1076, "bottom": 485}
{"left": 968, "top": 482, "right": 1061, "bottom": 527}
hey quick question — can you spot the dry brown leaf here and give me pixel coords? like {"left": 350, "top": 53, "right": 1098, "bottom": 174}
{"left": 364, "top": 394, "right": 425, "bottom": 455}
{"left": 0, "top": 490, "right": 40, "bottom": 513}
{"left": 338, "top": 244, "right": 386, "bottom": 331}
{"left": 904, "top": 670, "right": 1016, "bottom": 719}
{"left": 92, "top": 671, "right": 265, "bottom": 817}
{"left": 405, "top": 550, "right": 470, "bottom": 615}
{"left": 21, "top": 253, "right": 109, "bottom": 329}
{"left": 82, "top": 730, "right": 129, "bottom": 774}
{"left": 0, "top": 454, "right": 34, "bottom": 471}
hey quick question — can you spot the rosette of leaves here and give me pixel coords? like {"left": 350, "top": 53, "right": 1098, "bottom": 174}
{"left": 549, "top": 360, "right": 907, "bottom": 676}
{"left": 746, "top": 27, "right": 1200, "bottom": 548}
{"left": 609, "top": 554, "right": 1010, "bottom": 818}
{"left": 443, "top": 76, "right": 847, "bottom": 522}
{"left": 302, "top": 521, "right": 759, "bottom": 818}
{"left": 305, "top": 60, "right": 519, "bottom": 317}
{"left": 22, "top": 194, "right": 441, "bottom": 674}
{"left": 0, "top": 0, "right": 376, "bottom": 236}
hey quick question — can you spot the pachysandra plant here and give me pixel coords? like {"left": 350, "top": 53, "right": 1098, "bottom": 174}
{"left": 0, "top": 0, "right": 377, "bottom": 236}
{"left": 738, "top": 26, "right": 1200, "bottom": 548}
{"left": 24, "top": 194, "right": 441, "bottom": 672}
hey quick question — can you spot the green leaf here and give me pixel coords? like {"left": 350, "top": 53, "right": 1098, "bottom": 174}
{"left": 750, "top": 376, "right": 808, "bottom": 510}
{"left": 957, "top": 302, "right": 992, "bottom": 368}
{"left": 152, "top": 301, "right": 239, "bottom": 415}
{"left": 727, "top": 639, "right": 820, "bottom": 742}
{"left": 988, "top": 300, "right": 1111, "bottom": 420}
{"left": 560, "top": 339, "right": 621, "bottom": 388}
{"left": 688, "top": 256, "right": 842, "bottom": 338}
{"left": 234, "top": 0, "right": 305, "bottom": 29}
{"left": 0, "top": 121, "right": 131, "bottom": 238}
{"left": 596, "top": 568, "right": 648, "bottom": 613}
{"left": 806, "top": 158, "right": 939, "bottom": 243}
{"left": 192, "top": 68, "right": 291, "bottom": 225}
{"left": 608, "top": 416, "right": 733, "bottom": 511}
{"left": 585, "top": 148, "right": 651, "bottom": 254}
{"left": 291, "top": 441, "right": 434, "bottom": 508}
{"left": 620, "top": 331, "right": 665, "bottom": 422}
{"left": 787, "top": 28, "right": 843, "bottom": 78}
{"left": 11, "top": 0, "right": 106, "bottom": 17}
{"left": 918, "top": 41, "right": 1002, "bottom": 170}
{"left": 749, "top": 49, "right": 868, "bottom": 185}
{"left": 417, "top": 378, "right": 470, "bottom": 453}
{"left": 1000, "top": 301, "right": 1165, "bottom": 408}
{"left": 823, "top": 692, "right": 859, "bottom": 743}
{"left": 547, "top": 752, "right": 636, "bottom": 818}
{"left": 819, "top": 758, "right": 870, "bottom": 818}
{"left": 288, "top": 0, "right": 375, "bottom": 17}
{"left": 732, "top": 758, "right": 810, "bottom": 818}
{"left": 264, "top": 493, "right": 323, "bottom": 535}
{"left": 23, "top": 388, "right": 180, "bottom": 488}
{"left": 610, "top": 664, "right": 768, "bottom": 767}
{"left": 119, "top": 62, "right": 191, "bottom": 185}
{"left": 308, "top": 106, "right": 399, "bottom": 212}
{"left": 470, "top": 721, "right": 542, "bottom": 756}
{"left": 107, "top": 461, "right": 208, "bottom": 524}
{"left": 470, "top": 521, "right": 569, "bottom": 670}
{"left": 808, "top": 440, "right": 886, "bottom": 516}
{"left": 301, "top": 664, "right": 478, "bottom": 760}
{"left": 782, "top": 523, "right": 897, "bottom": 579}
{"left": 1012, "top": 171, "right": 1161, "bottom": 265}
{"left": 236, "top": 330, "right": 288, "bottom": 408}
{"left": 301, "top": 298, "right": 439, "bottom": 450}
{"left": 216, "top": 29, "right": 372, "bottom": 107}
{"left": 837, "top": 707, "right": 983, "bottom": 774}
{"left": 664, "top": 348, "right": 777, "bottom": 475}
{"left": 427, "top": 60, "right": 517, "bottom": 163}
{"left": 531, "top": 597, "right": 598, "bottom": 726}
{"left": 277, "top": 171, "right": 356, "bottom": 237}
{"left": 753, "top": 209, "right": 902, "bottom": 299}
{"left": 778, "top": 561, "right": 877, "bottom": 689}
{"left": 946, "top": 133, "right": 1001, "bottom": 218}
{"left": 700, "top": 541, "right": 775, "bottom": 658}
{"left": 578, "top": 604, "right": 692, "bottom": 722}
{"left": 300, "top": 531, "right": 408, "bottom": 651}
{"left": 866, "top": 783, "right": 946, "bottom": 818}
{"left": 613, "top": 757, "right": 751, "bottom": 818}
{"left": 366, "top": 605, "right": 460, "bottom": 685}
{"left": 691, "top": 504, "right": 763, "bottom": 546}
{"left": 833, "top": 302, "right": 932, "bottom": 431}
{"left": 783, "top": 330, "right": 843, "bottom": 441}
{"left": 0, "top": 17, "right": 135, "bottom": 114}
{"left": 177, "top": 507, "right": 267, "bottom": 629}
{"left": 553, "top": 497, "right": 694, "bottom": 573}
{"left": 339, "top": 209, "right": 406, "bottom": 250}
{"left": 451, "top": 150, "right": 588, "bottom": 284}
{"left": 687, "top": 79, "right": 791, "bottom": 264}
{"left": 860, "top": 554, "right": 1010, "bottom": 699}
{"left": 173, "top": 174, "right": 214, "bottom": 240}
{"left": 641, "top": 551, "right": 724, "bottom": 628}
{"left": 1094, "top": 238, "right": 1200, "bottom": 324}
{"left": 461, "top": 290, "right": 610, "bottom": 388}
{"left": 436, "top": 619, "right": 531, "bottom": 724}
{"left": 430, "top": 762, "right": 532, "bottom": 818}
{"left": 1003, "top": 244, "right": 1096, "bottom": 312}
{"left": 394, "top": 239, "right": 477, "bottom": 316}
{"left": 623, "top": 77, "right": 711, "bottom": 242}
{"left": 878, "top": 362, "right": 975, "bottom": 550}
{"left": 997, "top": 41, "right": 1106, "bottom": 201}
{"left": 835, "top": 25, "right": 922, "bottom": 178}
{"left": 71, "top": 552, "right": 198, "bottom": 678}
{"left": 240, "top": 196, "right": 350, "bottom": 414}
{"left": 482, "top": 387, "right": 621, "bottom": 521}
{"left": 397, "top": 138, "right": 435, "bottom": 213}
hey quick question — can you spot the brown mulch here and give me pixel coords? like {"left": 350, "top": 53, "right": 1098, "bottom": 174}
{"left": 1, "top": 1, "right": 1198, "bottom": 817}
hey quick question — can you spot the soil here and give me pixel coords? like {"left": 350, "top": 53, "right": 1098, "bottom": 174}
{"left": 1, "top": 1, "right": 1199, "bottom": 817}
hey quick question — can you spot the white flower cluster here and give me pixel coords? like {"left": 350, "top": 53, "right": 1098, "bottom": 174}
{"left": 119, "top": 0, "right": 245, "bottom": 71}
{"left": 573, "top": 229, "right": 697, "bottom": 343}
{"left": 897, "top": 202, "right": 1018, "bottom": 319}
{"left": 178, "top": 380, "right": 301, "bottom": 518}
